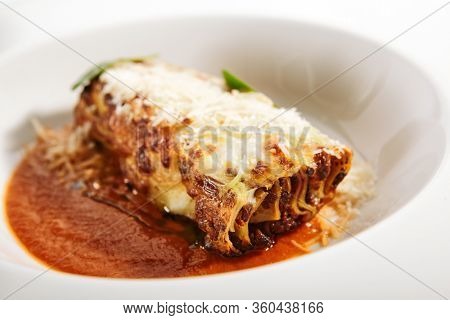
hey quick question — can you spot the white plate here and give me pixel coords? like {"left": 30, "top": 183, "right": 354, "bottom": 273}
{"left": 1, "top": 11, "right": 450, "bottom": 299}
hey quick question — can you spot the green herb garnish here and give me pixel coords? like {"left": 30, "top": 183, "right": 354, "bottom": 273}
{"left": 222, "top": 70, "right": 253, "bottom": 92}
{"left": 71, "top": 55, "right": 157, "bottom": 90}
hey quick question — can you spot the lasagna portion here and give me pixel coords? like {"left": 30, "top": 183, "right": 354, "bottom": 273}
{"left": 74, "top": 59, "right": 352, "bottom": 255}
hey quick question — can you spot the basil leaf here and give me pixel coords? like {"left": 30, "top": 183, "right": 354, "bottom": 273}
{"left": 222, "top": 70, "right": 253, "bottom": 92}
{"left": 71, "top": 62, "right": 112, "bottom": 90}
{"left": 71, "top": 55, "right": 156, "bottom": 90}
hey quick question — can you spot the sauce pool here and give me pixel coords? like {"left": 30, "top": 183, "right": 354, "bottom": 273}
{"left": 5, "top": 150, "right": 321, "bottom": 278}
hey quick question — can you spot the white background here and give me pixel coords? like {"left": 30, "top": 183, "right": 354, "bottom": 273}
{"left": 1, "top": 300, "right": 450, "bottom": 319}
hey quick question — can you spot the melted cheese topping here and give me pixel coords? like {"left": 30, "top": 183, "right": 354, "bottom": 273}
{"left": 100, "top": 60, "right": 346, "bottom": 187}
{"left": 102, "top": 61, "right": 307, "bottom": 128}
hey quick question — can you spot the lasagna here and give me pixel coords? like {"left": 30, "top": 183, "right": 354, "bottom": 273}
{"left": 74, "top": 59, "right": 352, "bottom": 255}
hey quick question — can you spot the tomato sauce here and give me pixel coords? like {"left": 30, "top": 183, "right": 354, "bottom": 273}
{"left": 5, "top": 150, "right": 321, "bottom": 278}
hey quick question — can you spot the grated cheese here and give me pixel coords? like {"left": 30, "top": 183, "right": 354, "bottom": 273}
{"left": 100, "top": 60, "right": 346, "bottom": 184}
